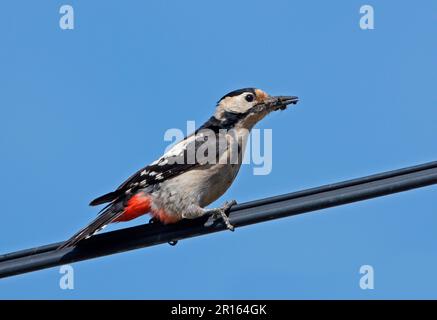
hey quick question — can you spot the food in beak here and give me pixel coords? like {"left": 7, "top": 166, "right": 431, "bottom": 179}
{"left": 273, "top": 96, "right": 299, "bottom": 110}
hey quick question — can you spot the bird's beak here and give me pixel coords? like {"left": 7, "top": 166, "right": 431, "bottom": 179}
{"left": 252, "top": 94, "right": 299, "bottom": 114}
{"left": 263, "top": 95, "right": 299, "bottom": 111}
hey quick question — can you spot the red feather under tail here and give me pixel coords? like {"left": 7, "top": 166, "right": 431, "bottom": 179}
{"left": 114, "top": 193, "right": 151, "bottom": 222}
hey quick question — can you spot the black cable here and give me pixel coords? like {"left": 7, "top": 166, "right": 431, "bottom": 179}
{"left": 1, "top": 161, "right": 436, "bottom": 279}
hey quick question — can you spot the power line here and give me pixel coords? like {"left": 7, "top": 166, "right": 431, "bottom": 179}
{"left": 1, "top": 161, "right": 436, "bottom": 279}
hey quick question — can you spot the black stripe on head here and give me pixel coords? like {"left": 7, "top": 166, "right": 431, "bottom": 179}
{"left": 217, "top": 88, "right": 256, "bottom": 104}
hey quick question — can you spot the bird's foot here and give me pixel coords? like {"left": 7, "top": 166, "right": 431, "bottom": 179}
{"left": 211, "top": 200, "right": 237, "bottom": 231}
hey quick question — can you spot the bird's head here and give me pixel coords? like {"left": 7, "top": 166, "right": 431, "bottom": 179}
{"left": 214, "top": 88, "right": 298, "bottom": 129}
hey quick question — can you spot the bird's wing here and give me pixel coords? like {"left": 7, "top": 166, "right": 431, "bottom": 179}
{"left": 89, "top": 130, "right": 224, "bottom": 206}
{"left": 61, "top": 129, "right": 227, "bottom": 249}
{"left": 60, "top": 133, "right": 217, "bottom": 249}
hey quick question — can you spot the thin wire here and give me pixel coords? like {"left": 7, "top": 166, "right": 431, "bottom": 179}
{"left": 0, "top": 161, "right": 436, "bottom": 279}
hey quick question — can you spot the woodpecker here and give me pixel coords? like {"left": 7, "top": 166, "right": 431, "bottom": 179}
{"left": 59, "top": 88, "right": 298, "bottom": 249}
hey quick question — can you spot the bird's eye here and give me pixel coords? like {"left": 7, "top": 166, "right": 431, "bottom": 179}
{"left": 245, "top": 94, "right": 254, "bottom": 102}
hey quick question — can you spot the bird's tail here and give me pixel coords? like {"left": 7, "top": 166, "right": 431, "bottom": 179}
{"left": 58, "top": 203, "right": 124, "bottom": 250}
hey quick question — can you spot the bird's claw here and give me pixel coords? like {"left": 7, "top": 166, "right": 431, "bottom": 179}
{"left": 212, "top": 200, "right": 237, "bottom": 231}
{"left": 223, "top": 200, "right": 237, "bottom": 213}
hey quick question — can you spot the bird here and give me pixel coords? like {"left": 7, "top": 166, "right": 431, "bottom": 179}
{"left": 59, "top": 88, "right": 298, "bottom": 249}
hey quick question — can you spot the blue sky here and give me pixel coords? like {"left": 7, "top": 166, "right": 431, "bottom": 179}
{"left": 0, "top": 0, "right": 436, "bottom": 299}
